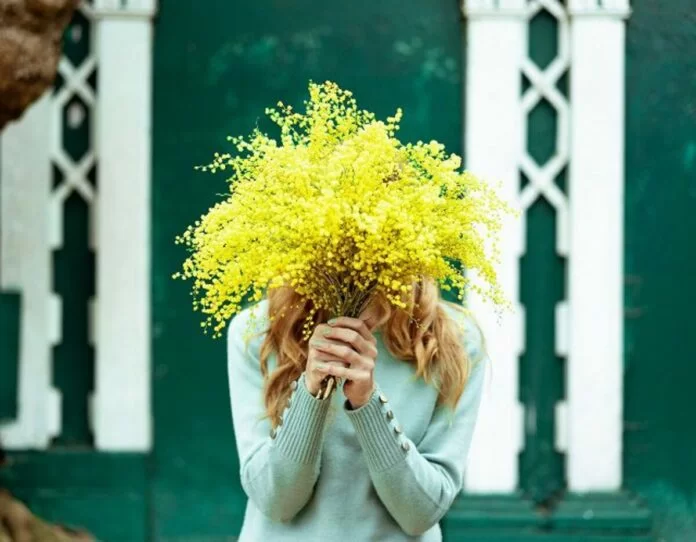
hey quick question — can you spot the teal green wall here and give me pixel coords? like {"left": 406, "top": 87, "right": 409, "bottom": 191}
{"left": 2, "top": 1, "right": 695, "bottom": 540}
{"left": 1, "top": 452, "right": 148, "bottom": 541}
{"left": 623, "top": 2, "right": 696, "bottom": 540}
{"left": 152, "top": 1, "right": 463, "bottom": 538}
{"left": 151, "top": 1, "right": 696, "bottom": 538}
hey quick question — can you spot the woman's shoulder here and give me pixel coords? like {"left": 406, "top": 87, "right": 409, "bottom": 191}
{"left": 439, "top": 301, "right": 487, "bottom": 365}
{"left": 227, "top": 298, "right": 271, "bottom": 348}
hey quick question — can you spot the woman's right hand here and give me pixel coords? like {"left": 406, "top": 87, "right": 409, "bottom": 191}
{"left": 304, "top": 323, "right": 347, "bottom": 396}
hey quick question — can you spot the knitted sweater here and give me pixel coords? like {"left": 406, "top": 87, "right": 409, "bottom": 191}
{"left": 227, "top": 299, "right": 486, "bottom": 541}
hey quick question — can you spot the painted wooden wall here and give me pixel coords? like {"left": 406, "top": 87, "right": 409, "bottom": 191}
{"left": 151, "top": 0, "right": 463, "bottom": 539}
{"left": 623, "top": 2, "right": 696, "bottom": 540}
{"left": 1, "top": 0, "right": 695, "bottom": 540}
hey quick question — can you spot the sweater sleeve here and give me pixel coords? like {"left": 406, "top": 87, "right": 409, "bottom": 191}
{"left": 344, "top": 308, "right": 487, "bottom": 536}
{"left": 227, "top": 306, "right": 332, "bottom": 522}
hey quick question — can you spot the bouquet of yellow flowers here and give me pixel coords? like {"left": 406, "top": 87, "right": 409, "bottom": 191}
{"left": 175, "top": 81, "right": 508, "bottom": 361}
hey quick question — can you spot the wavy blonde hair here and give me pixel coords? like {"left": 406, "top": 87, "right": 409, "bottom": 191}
{"left": 257, "top": 277, "right": 474, "bottom": 427}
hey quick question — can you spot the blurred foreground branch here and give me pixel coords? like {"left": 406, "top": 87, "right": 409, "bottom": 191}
{"left": 0, "top": 0, "right": 79, "bottom": 130}
{"left": 0, "top": 491, "right": 94, "bottom": 542}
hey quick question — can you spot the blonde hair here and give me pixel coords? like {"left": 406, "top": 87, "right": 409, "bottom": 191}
{"left": 257, "top": 277, "right": 472, "bottom": 428}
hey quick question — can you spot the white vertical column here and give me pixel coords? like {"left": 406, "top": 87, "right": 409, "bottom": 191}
{"left": 461, "top": 0, "right": 526, "bottom": 493}
{"left": 566, "top": 0, "right": 630, "bottom": 491}
{"left": 92, "top": 0, "right": 156, "bottom": 451}
{"left": 0, "top": 96, "right": 62, "bottom": 448}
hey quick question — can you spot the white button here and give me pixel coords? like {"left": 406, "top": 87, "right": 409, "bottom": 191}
{"left": 379, "top": 394, "right": 388, "bottom": 404}
{"left": 394, "top": 425, "right": 402, "bottom": 435}
{"left": 386, "top": 410, "right": 394, "bottom": 421}
{"left": 270, "top": 428, "right": 277, "bottom": 439}
{"left": 290, "top": 380, "right": 298, "bottom": 391}
{"left": 401, "top": 441, "right": 410, "bottom": 452}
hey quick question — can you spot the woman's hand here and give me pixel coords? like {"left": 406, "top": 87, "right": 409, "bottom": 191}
{"left": 304, "top": 323, "right": 350, "bottom": 397}
{"left": 309, "top": 316, "right": 378, "bottom": 408}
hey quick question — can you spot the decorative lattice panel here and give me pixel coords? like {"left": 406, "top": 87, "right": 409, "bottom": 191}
{"left": 1, "top": 0, "right": 155, "bottom": 451}
{"left": 50, "top": 1, "right": 98, "bottom": 445}
{"left": 518, "top": 0, "right": 570, "bottom": 502}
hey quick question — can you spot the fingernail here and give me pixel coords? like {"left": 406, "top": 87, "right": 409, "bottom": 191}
{"left": 310, "top": 339, "right": 327, "bottom": 347}
{"left": 321, "top": 328, "right": 332, "bottom": 336}
{"left": 328, "top": 318, "right": 338, "bottom": 325}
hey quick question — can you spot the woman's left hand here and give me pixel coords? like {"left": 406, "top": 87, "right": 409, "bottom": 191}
{"left": 310, "top": 316, "right": 378, "bottom": 409}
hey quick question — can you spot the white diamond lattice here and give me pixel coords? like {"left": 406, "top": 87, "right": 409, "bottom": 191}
{"left": 461, "top": 0, "right": 629, "bottom": 491}
{"left": 51, "top": 3, "right": 97, "bottom": 251}
{"left": 48, "top": 2, "right": 98, "bottom": 424}
{"left": 520, "top": 0, "right": 570, "bottom": 258}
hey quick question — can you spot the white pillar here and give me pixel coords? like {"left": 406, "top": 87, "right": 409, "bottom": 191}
{"left": 0, "top": 96, "right": 62, "bottom": 448}
{"left": 91, "top": 0, "right": 156, "bottom": 451}
{"left": 461, "top": 0, "right": 526, "bottom": 493}
{"left": 565, "top": 0, "right": 630, "bottom": 491}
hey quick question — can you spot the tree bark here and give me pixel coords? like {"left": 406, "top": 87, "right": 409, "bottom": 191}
{"left": 0, "top": 0, "right": 80, "bottom": 130}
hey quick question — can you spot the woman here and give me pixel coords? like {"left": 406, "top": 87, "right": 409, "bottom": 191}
{"left": 227, "top": 277, "right": 487, "bottom": 541}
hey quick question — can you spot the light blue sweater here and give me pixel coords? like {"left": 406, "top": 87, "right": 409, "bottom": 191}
{"left": 227, "top": 299, "right": 486, "bottom": 541}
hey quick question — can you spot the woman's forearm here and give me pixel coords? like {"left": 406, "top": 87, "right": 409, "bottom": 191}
{"left": 345, "top": 356, "right": 485, "bottom": 535}
{"left": 235, "top": 374, "right": 331, "bottom": 522}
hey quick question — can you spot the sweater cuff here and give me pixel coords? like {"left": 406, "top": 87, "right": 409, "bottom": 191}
{"left": 345, "top": 386, "right": 410, "bottom": 472}
{"left": 272, "top": 372, "right": 331, "bottom": 464}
